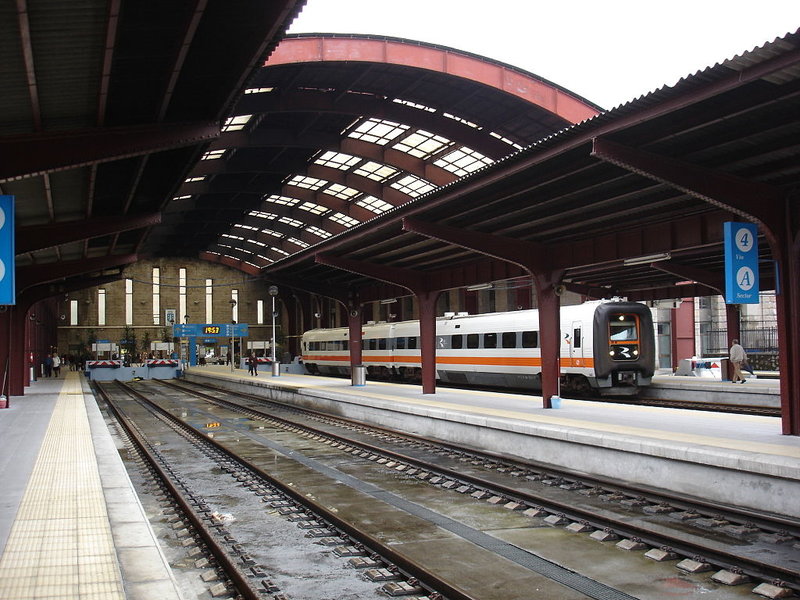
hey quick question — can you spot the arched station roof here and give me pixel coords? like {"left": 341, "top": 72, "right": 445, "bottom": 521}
{"left": 149, "top": 34, "right": 602, "bottom": 263}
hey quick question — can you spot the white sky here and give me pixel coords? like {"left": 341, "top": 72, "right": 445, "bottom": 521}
{"left": 288, "top": 0, "right": 800, "bottom": 109}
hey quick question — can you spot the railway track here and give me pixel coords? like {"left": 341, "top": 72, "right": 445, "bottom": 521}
{"left": 96, "top": 378, "right": 800, "bottom": 600}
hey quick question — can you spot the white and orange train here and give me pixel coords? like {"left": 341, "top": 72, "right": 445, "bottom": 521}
{"left": 301, "top": 299, "right": 656, "bottom": 396}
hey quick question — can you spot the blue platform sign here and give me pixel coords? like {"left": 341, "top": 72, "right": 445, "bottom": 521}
{"left": 0, "top": 196, "right": 15, "bottom": 305}
{"left": 724, "top": 221, "right": 759, "bottom": 304}
{"left": 173, "top": 323, "right": 249, "bottom": 337}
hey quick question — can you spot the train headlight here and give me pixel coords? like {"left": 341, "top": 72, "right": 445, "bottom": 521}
{"left": 609, "top": 350, "right": 615, "bottom": 356}
{"left": 633, "top": 349, "right": 639, "bottom": 356}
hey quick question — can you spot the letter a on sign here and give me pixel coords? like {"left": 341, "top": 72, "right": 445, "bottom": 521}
{"left": 0, "top": 196, "right": 15, "bottom": 305}
{"left": 724, "top": 221, "right": 759, "bottom": 304}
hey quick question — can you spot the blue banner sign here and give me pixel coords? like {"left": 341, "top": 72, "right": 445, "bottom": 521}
{"left": 724, "top": 222, "right": 759, "bottom": 304}
{"left": 173, "top": 323, "right": 249, "bottom": 337}
{"left": 0, "top": 196, "right": 15, "bottom": 305}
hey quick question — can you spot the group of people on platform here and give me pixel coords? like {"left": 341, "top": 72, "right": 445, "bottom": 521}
{"left": 41, "top": 352, "right": 87, "bottom": 377}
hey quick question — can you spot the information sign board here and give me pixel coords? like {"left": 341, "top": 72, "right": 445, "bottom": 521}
{"left": 724, "top": 221, "right": 759, "bottom": 304}
{"left": 173, "top": 323, "right": 249, "bottom": 337}
{"left": 0, "top": 196, "right": 15, "bottom": 305}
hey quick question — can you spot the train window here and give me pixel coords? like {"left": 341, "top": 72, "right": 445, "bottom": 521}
{"left": 451, "top": 334, "right": 463, "bottom": 349}
{"left": 467, "top": 333, "right": 479, "bottom": 349}
{"left": 379, "top": 338, "right": 387, "bottom": 350}
{"left": 484, "top": 332, "right": 497, "bottom": 349}
{"left": 610, "top": 315, "right": 638, "bottom": 341}
{"left": 343, "top": 340, "right": 348, "bottom": 351}
{"left": 408, "top": 337, "right": 418, "bottom": 349}
{"left": 502, "top": 332, "right": 517, "bottom": 348}
{"left": 522, "top": 330, "right": 538, "bottom": 348}
{"left": 396, "top": 336, "right": 405, "bottom": 349}
{"left": 366, "top": 339, "right": 376, "bottom": 350}
{"left": 573, "top": 328, "right": 581, "bottom": 349}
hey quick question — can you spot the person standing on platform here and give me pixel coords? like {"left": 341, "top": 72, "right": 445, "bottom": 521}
{"left": 52, "top": 354, "right": 61, "bottom": 377}
{"left": 729, "top": 339, "right": 747, "bottom": 383}
{"left": 248, "top": 352, "right": 258, "bottom": 376}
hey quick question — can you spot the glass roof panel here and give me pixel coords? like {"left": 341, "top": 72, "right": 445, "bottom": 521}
{"left": 434, "top": 147, "right": 495, "bottom": 177}
{"left": 279, "top": 216, "right": 304, "bottom": 228}
{"left": 287, "top": 237, "right": 310, "bottom": 248}
{"left": 355, "top": 195, "right": 393, "bottom": 214}
{"left": 392, "top": 130, "right": 451, "bottom": 159}
{"left": 298, "top": 202, "right": 328, "bottom": 215}
{"left": 392, "top": 98, "right": 436, "bottom": 112}
{"left": 248, "top": 210, "right": 278, "bottom": 220}
{"left": 347, "top": 118, "right": 409, "bottom": 146}
{"left": 328, "top": 213, "right": 359, "bottom": 228}
{"left": 201, "top": 149, "right": 226, "bottom": 160}
{"left": 289, "top": 175, "right": 327, "bottom": 190}
{"left": 305, "top": 225, "right": 332, "bottom": 239}
{"left": 314, "top": 151, "right": 360, "bottom": 170}
{"left": 323, "top": 183, "right": 360, "bottom": 200}
{"left": 264, "top": 195, "right": 299, "bottom": 207}
{"left": 390, "top": 174, "right": 436, "bottom": 198}
{"left": 222, "top": 114, "right": 253, "bottom": 132}
{"left": 353, "top": 161, "right": 397, "bottom": 182}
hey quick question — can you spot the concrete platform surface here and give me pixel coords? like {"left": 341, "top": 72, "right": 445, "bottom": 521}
{"left": 0, "top": 373, "right": 184, "bottom": 600}
{"left": 186, "top": 366, "right": 800, "bottom": 520}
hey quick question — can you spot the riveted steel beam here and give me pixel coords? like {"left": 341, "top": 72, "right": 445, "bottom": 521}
{"left": 17, "top": 213, "right": 161, "bottom": 254}
{"left": 0, "top": 122, "right": 220, "bottom": 182}
{"left": 17, "top": 254, "right": 137, "bottom": 293}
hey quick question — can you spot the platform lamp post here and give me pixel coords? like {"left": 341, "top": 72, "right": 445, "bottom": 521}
{"left": 229, "top": 299, "right": 236, "bottom": 372}
{"left": 269, "top": 285, "right": 280, "bottom": 377}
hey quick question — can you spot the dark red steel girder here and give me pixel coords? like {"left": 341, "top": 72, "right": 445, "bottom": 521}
{"left": 315, "top": 252, "right": 441, "bottom": 393}
{"left": 0, "top": 122, "right": 220, "bottom": 182}
{"left": 17, "top": 213, "right": 161, "bottom": 254}
{"left": 266, "top": 36, "right": 600, "bottom": 125}
{"left": 199, "top": 251, "right": 262, "bottom": 277}
{"left": 590, "top": 138, "right": 784, "bottom": 234}
{"left": 16, "top": 254, "right": 137, "bottom": 293}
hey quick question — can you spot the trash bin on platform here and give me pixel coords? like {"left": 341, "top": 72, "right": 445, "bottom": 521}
{"left": 352, "top": 365, "right": 366, "bottom": 386}
{"left": 271, "top": 361, "right": 280, "bottom": 377}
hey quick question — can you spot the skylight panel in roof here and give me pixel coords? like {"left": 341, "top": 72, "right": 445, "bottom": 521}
{"left": 256, "top": 255, "right": 274, "bottom": 263}
{"left": 305, "top": 225, "right": 332, "bottom": 239}
{"left": 390, "top": 174, "right": 436, "bottom": 198}
{"left": 261, "top": 228, "right": 284, "bottom": 238}
{"left": 298, "top": 202, "right": 328, "bottom": 215}
{"left": 353, "top": 161, "right": 397, "bottom": 182}
{"left": 489, "top": 131, "right": 523, "bottom": 150}
{"left": 245, "top": 87, "right": 273, "bottom": 94}
{"left": 434, "top": 147, "right": 495, "bottom": 177}
{"left": 248, "top": 239, "right": 268, "bottom": 248}
{"left": 236, "top": 224, "right": 259, "bottom": 232}
{"left": 314, "top": 151, "right": 360, "bottom": 170}
{"left": 201, "top": 149, "right": 226, "bottom": 160}
{"left": 288, "top": 175, "right": 327, "bottom": 190}
{"left": 323, "top": 183, "right": 359, "bottom": 200}
{"left": 244, "top": 260, "right": 261, "bottom": 268}
{"left": 287, "top": 237, "right": 310, "bottom": 248}
{"left": 393, "top": 130, "right": 452, "bottom": 159}
{"left": 443, "top": 112, "right": 481, "bottom": 129}
{"left": 279, "top": 216, "right": 304, "bottom": 228}
{"left": 328, "top": 213, "right": 359, "bottom": 228}
{"left": 184, "top": 176, "right": 205, "bottom": 183}
{"left": 172, "top": 194, "right": 191, "bottom": 201}
{"left": 393, "top": 98, "right": 436, "bottom": 112}
{"left": 272, "top": 247, "right": 290, "bottom": 257}
{"left": 356, "top": 195, "right": 393, "bottom": 214}
{"left": 248, "top": 210, "right": 278, "bottom": 220}
{"left": 347, "top": 118, "right": 409, "bottom": 145}
{"left": 221, "top": 234, "right": 244, "bottom": 241}
{"left": 222, "top": 114, "right": 253, "bottom": 132}
{"left": 264, "top": 195, "right": 299, "bottom": 207}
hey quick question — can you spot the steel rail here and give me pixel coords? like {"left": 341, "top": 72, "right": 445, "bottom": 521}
{"left": 113, "top": 380, "right": 478, "bottom": 600}
{"left": 94, "top": 382, "right": 266, "bottom": 600}
{"left": 159, "top": 378, "right": 800, "bottom": 590}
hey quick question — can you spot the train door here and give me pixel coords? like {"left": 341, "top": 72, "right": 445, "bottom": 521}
{"left": 571, "top": 321, "right": 583, "bottom": 362}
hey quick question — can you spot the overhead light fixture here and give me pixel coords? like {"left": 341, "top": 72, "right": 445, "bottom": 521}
{"left": 466, "top": 283, "right": 493, "bottom": 291}
{"left": 380, "top": 298, "right": 397, "bottom": 305}
{"left": 623, "top": 252, "right": 671, "bottom": 266}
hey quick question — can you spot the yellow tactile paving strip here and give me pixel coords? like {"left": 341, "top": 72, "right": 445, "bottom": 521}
{"left": 0, "top": 373, "right": 125, "bottom": 600}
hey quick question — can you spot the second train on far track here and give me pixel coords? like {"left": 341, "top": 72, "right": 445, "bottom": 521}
{"left": 302, "top": 299, "right": 656, "bottom": 396}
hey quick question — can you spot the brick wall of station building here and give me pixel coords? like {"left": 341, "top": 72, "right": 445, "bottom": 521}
{"left": 56, "top": 258, "right": 282, "bottom": 355}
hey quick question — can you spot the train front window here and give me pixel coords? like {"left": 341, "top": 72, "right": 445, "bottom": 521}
{"left": 609, "top": 315, "right": 638, "bottom": 341}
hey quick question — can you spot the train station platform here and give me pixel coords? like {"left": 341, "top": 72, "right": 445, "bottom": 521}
{"left": 185, "top": 365, "right": 800, "bottom": 521}
{"left": 0, "top": 372, "right": 183, "bottom": 600}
